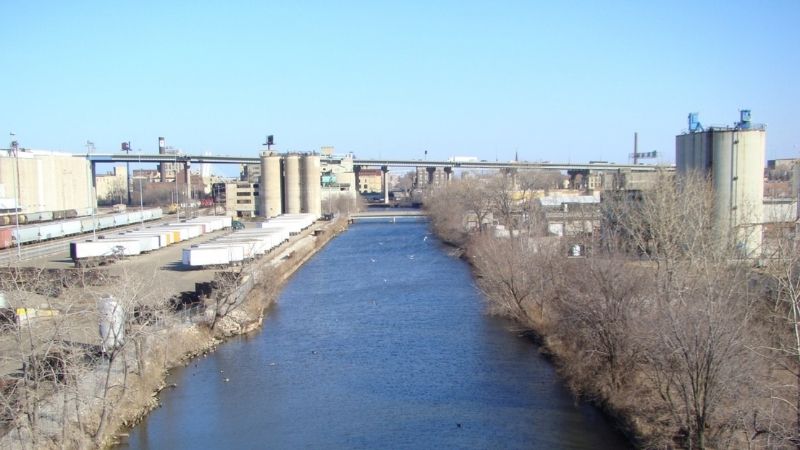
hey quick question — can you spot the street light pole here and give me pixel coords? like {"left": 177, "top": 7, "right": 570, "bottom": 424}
{"left": 174, "top": 155, "right": 180, "bottom": 220}
{"left": 85, "top": 140, "right": 97, "bottom": 238}
{"left": 10, "top": 135, "right": 21, "bottom": 259}
{"left": 121, "top": 141, "right": 132, "bottom": 206}
{"left": 138, "top": 149, "right": 144, "bottom": 224}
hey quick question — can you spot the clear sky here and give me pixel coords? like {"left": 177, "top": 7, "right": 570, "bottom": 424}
{"left": 2, "top": 1, "right": 798, "bottom": 171}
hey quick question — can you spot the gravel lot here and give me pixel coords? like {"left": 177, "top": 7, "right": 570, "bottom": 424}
{"left": 0, "top": 219, "right": 322, "bottom": 378}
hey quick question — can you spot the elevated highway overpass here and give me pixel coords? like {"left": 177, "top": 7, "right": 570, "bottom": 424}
{"left": 82, "top": 153, "right": 673, "bottom": 172}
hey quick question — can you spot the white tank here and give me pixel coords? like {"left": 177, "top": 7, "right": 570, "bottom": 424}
{"left": 676, "top": 122, "right": 766, "bottom": 256}
{"left": 711, "top": 129, "right": 765, "bottom": 256}
{"left": 300, "top": 155, "right": 322, "bottom": 217}
{"left": 259, "top": 152, "right": 283, "bottom": 218}
{"left": 284, "top": 154, "right": 302, "bottom": 214}
{"left": 98, "top": 296, "right": 125, "bottom": 353}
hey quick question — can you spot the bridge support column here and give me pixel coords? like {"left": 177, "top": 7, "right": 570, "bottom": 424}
{"left": 567, "top": 169, "right": 589, "bottom": 190}
{"left": 381, "top": 165, "right": 389, "bottom": 204}
{"left": 501, "top": 167, "right": 518, "bottom": 189}
{"left": 443, "top": 166, "right": 453, "bottom": 184}
{"left": 414, "top": 167, "right": 426, "bottom": 189}
{"left": 184, "top": 162, "right": 191, "bottom": 202}
{"left": 426, "top": 167, "right": 436, "bottom": 186}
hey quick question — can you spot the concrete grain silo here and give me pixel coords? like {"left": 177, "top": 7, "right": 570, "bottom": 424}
{"left": 283, "top": 154, "right": 302, "bottom": 214}
{"left": 259, "top": 152, "right": 283, "bottom": 218}
{"left": 675, "top": 110, "right": 765, "bottom": 256}
{"left": 300, "top": 155, "right": 322, "bottom": 217}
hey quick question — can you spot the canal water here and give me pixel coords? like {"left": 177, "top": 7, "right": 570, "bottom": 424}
{"left": 125, "top": 221, "right": 630, "bottom": 449}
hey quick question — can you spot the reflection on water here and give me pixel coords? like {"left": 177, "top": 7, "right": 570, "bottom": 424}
{"left": 126, "top": 222, "right": 629, "bottom": 449}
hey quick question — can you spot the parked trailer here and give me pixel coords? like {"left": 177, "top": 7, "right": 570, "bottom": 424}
{"left": 182, "top": 245, "right": 245, "bottom": 267}
{"left": 156, "top": 226, "right": 190, "bottom": 242}
{"left": 122, "top": 231, "right": 172, "bottom": 248}
{"left": 210, "top": 239, "right": 263, "bottom": 258}
{"left": 105, "top": 234, "right": 160, "bottom": 252}
{"left": 166, "top": 223, "right": 204, "bottom": 239}
{"left": 215, "top": 237, "right": 274, "bottom": 256}
{"left": 185, "top": 216, "right": 230, "bottom": 232}
{"left": 70, "top": 240, "right": 142, "bottom": 266}
{"left": 229, "top": 228, "right": 289, "bottom": 244}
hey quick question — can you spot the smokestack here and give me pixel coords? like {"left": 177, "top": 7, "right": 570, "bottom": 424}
{"left": 633, "top": 132, "right": 639, "bottom": 165}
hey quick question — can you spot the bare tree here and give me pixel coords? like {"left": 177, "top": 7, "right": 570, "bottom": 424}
{"left": 471, "top": 234, "right": 565, "bottom": 326}
{"left": 553, "top": 256, "right": 648, "bottom": 396}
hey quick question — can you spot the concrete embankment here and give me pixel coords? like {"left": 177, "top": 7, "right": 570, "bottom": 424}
{"left": 0, "top": 217, "right": 349, "bottom": 449}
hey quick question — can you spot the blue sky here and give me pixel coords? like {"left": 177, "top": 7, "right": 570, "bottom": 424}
{"left": 2, "top": 1, "right": 798, "bottom": 173}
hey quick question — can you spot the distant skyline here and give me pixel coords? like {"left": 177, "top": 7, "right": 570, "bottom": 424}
{"left": 2, "top": 1, "right": 798, "bottom": 169}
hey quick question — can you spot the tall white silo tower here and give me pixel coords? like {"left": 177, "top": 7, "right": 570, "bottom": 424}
{"left": 283, "top": 154, "right": 302, "bottom": 214}
{"left": 300, "top": 155, "right": 322, "bottom": 217}
{"left": 259, "top": 151, "right": 283, "bottom": 218}
{"left": 675, "top": 110, "right": 765, "bottom": 256}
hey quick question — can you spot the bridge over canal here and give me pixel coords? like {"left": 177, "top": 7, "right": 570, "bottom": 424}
{"left": 348, "top": 210, "right": 428, "bottom": 223}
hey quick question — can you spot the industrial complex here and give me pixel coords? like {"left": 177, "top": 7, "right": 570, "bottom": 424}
{"left": 1, "top": 110, "right": 797, "bottom": 258}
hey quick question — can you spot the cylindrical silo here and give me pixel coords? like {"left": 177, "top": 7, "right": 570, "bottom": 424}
{"left": 733, "top": 129, "right": 765, "bottom": 255}
{"left": 711, "top": 129, "right": 734, "bottom": 234}
{"left": 301, "top": 155, "right": 322, "bottom": 217}
{"left": 675, "top": 134, "right": 686, "bottom": 174}
{"left": 284, "top": 154, "right": 302, "bottom": 214}
{"left": 260, "top": 152, "right": 283, "bottom": 218}
{"left": 711, "top": 128, "right": 765, "bottom": 256}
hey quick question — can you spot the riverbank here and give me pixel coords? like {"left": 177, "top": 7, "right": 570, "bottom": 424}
{"left": 0, "top": 217, "right": 349, "bottom": 449}
{"left": 123, "top": 218, "right": 630, "bottom": 449}
{"left": 107, "top": 217, "right": 350, "bottom": 447}
{"left": 426, "top": 177, "right": 784, "bottom": 450}
{"left": 443, "top": 237, "right": 643, "bottom": 447}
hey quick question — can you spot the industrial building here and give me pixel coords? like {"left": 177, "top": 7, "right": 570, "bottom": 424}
{"left": 221, "top": 181, "right": 259, "bottom": 217}
{"left": 0, "top": 148, "right": 93, "bottom": 215}
{"left": 95, "top": 166, "right": 128, "bottom": 205}
{"left": 675, "top": 110, "right": 765, "bottom": 256}
{"left": 249, "top": 152, "right": 322, "bottom": 219}
{"left": 356, "top": 168, "right": 384, "bottom": 193}
{"left": 320, "top": 153, "right": 358, "bottom": 214}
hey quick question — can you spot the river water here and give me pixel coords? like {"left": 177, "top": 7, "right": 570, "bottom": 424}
{"left": 125, "top": 221, "right": 630, "bottom": 449}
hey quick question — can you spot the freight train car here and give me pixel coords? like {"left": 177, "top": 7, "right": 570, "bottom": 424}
{"left": 0, "top": 208, "right": 163, "bottom": 250}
